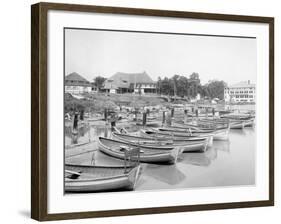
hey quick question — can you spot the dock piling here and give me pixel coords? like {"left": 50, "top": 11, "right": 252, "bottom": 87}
{"left": 142, "top": 112, "right": 147, "bottom": 126}
{"left": 162, "top": 111, "right": 166, "bottom": 126}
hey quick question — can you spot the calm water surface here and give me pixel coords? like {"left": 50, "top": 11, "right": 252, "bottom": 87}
{"left": 65, "top": 119, "right": 256, "bottom": 191}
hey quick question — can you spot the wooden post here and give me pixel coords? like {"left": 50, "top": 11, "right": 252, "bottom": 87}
{"left": 171, "top": 108, "right": 174, "bottom": 118}
{"left": 73, "top": 112, "right": 78, "bottom": 130}
{"left": 80, "top": 109, "right": 84, "bottom": 121}
{"left": 104, "top": 123, "right": 109, "bottom": 138}
{"left": 184, "top": 109, "right": 188, "bottom": 123}
{"left": 146, "top": 108, "right": 150, "bottom": 115}
{"left": 72, "top": 112, "right": 79, "bottom": 144}
{"left": 134, "top": 109, "right": 137, "bottom": 121}
{"left": 87, "top": 123, "right": 91, "bottom": 142}
{"left": 162, "top": 111, "right": 166, "bottom": 126}
{"left": 142, "top": 112, "right": 147, "bottom": 126}
{"left": 111, "top": 120, "right": 116, "bottom": 132}
{"left": 166, "top": 112, "right": 172, "bottom": 126}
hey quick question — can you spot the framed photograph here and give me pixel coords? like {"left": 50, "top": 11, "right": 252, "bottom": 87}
{"left": 31, "top": 2, "right": 274, "bottom": 221}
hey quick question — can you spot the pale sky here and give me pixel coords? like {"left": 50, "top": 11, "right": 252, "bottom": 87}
{"left": 65, "top": 28, "right": 257, "bottom": 85}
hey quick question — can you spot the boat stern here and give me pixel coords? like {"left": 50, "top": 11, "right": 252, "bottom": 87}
{"left": 170, "top": 146, "right": 184, "bottom": 164}
{"left": 127, "top": 165, "right": 142, "bottom": 190}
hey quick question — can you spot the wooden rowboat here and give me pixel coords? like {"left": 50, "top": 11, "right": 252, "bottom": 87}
{"left": 151, "top": 127, "right": 229, "bottom": 141}
{"left": 111, "top": 132, "right": 208, "bottom": 152}
{"left": 171, "top": 122, "right": 228, "bottom": 131}
{"left": 136, "top": 121, "right": 161, "bottom": 127}
{"left": 243, "top": 118, "right": 254, "bottom": 127}
{"left": 98, "top": 137, "right": 181, "bottom": 164}
{"left": 196, "top": 118, "right": 251, "bottom": 129}
{"left": 229, "top": 121, "right": 245, "bottom": 129}
{"left": 65, "top": 164, "right": 141, "bottom": 192}
{"left": 139, "top": 129, "right": 214, "bottom": 147}
{"left": 155, "top": 126, "right": 228, "bottom": 136}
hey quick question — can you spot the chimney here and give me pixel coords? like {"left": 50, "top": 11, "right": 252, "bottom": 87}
{"left": 248, "top": 80, "right": 250, "bottom": 84}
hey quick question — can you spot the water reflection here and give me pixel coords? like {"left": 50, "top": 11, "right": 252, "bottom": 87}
{"left": 66, "top": 147, "right": 127, "bottom": 167}
{"left": 65, "top": 123, "right": 91, "bottom": 145}
{"left": 90, "top": 150, "right": 126, "bottom": 166}
{"left": 143, "top": 164, "right": 186, "bottom": 185}
{"left": 65, "top": 120, "right": 143, "bottom": 147}
{"left": 65, "top": 109, "right": 256, "bottom": 190}
{"left": 230, "top": 129, "right": 247, "bottom": 136}
{"left": 179, "top": 147, "right": 218, "bottom": 167}
{"left": 213, "top": 140, "right": 230, "bottom": 153}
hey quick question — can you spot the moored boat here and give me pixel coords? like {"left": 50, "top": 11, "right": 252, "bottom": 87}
{"left": 197, "top": 118, "right": 251, "bottom": 129}
{"left": 136, "top": 121, "right": 161, "bottom": 127}
{"left": 156, "top": 127, "right": 211, "bottom": 134}
{"left": 111, "top": 132, "right": 208, "bottom": 152}
{"left": 171, "top": 121, "right": 228, "bottom": 131}
{"left": 243, "top": 118, "right": 254, "bottom": 127}
{"left": 139, "top": 129, "right": 214, "bottom": 147}
{"left": 65, "top": 163, "right": 141, "bottom": 192}
{"left": 229, "top": 121, "right": 245, "bottom": 129}
{"left": 98, "top": 137, "right": 181, "bottom": 164}
{"left": 153, "top": 126, "right": 229, "bottom": 140}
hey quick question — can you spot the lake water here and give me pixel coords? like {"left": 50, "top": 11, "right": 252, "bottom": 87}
{"left": 65, "top": 108, "right": 256, "bottom": 191}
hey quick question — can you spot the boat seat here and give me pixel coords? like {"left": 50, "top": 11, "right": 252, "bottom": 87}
{"left": 120, "top": 145, "right": 130, "bottom": 151}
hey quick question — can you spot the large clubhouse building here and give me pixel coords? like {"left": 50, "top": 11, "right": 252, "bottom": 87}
{"left": 65, "top": 72, "right": 93, "bottom": 94}
{"left": 103, "top": 71, "right": 157, "bottom": 94}
{"left": 224, "top": 81, "right": 256, "bottom": 103}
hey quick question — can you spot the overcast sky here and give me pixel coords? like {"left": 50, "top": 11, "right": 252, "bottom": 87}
{"left": 65, "top": 28, "right": 257, "bottom": 85}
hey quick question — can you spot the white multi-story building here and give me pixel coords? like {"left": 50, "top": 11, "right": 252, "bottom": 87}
{"left": 224, "top": 81, "right": 255, "bottom": 103}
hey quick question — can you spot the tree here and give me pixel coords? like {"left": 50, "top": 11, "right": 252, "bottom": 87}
{"left": 188, "top": 72, "right": 200, "bottom": 98}
{"left": 172, "top": 75, "right": 180, "bottom": 96}
{"left": 190, "top": 72, "right": 199, "bottom": 80}
{"left": 205, "top": 80, "right": 227, "bottom": 99}
{"left": 155, "top": 72, "right": 227, "bottom": 100}
{"left": 93, "top": 76, "right": 106, "bottom": 92}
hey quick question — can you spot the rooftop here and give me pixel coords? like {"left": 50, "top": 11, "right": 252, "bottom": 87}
{"left": 104, "top": 71, "right": 155, "bottom": 89}
{"left": 65, "top": 72, "right": 92, "bottom": 87}
{"left": 227, "top": 81, "right": 255, "bottom": 89}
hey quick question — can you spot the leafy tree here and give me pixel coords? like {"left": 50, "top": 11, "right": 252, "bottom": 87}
{"left": 93, "top": 76, "right": 106, "bottom": 91}
{"left": 156, "top": 72, "right": 226, "bottom": 100}
{"left": 205, "top": 80, "right": 227, "bottom": 99}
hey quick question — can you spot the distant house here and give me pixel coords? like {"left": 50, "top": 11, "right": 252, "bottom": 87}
{"left": 103, "top": 71, "right": 156, "bottom": 94}
{"left": 65, "top": 72, "right": 92, "bottom": 94}
{"left": 224, "top": 80, "right": 256, "bottom": 103}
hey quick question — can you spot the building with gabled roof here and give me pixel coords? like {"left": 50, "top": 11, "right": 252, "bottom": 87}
{"left": 224, "top": 80, "right": 256, "bottom": 103}
{"left": 103, "top": 71, "right": 156, "bottom": 94}
{"left": 65, "top": 72, "right": 93, "bottom": 94}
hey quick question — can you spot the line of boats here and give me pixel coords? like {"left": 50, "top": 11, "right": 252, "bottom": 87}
{"left": 65, "top": 113, "right": 254, "bottom": 193}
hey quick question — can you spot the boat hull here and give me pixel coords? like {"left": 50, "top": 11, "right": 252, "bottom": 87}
{"left": 139, "top": 129, "right": 214, "bottom": 147}
{"left": 98, "top": 137, "right": 181, "bottom": 164}
{"left": 230, "top": 121, "right": 245, "bottom": 129}
{"left": 65, "top": 164, "right": 140, "bottom": 192}
{"left": 112, "top": 132, "right": 208, "bottom": 152}
{"left": 152, "top": 127, "right": 228, "bottom": 141}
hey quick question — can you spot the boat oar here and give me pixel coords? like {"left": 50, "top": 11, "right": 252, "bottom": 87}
{"left": 65, "top": 170, "right": 82, "bottom": 179}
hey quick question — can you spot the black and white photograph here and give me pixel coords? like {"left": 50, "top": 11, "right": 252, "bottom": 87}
{"left": 64, "top": 28, "right": 257, "bottom": 193}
